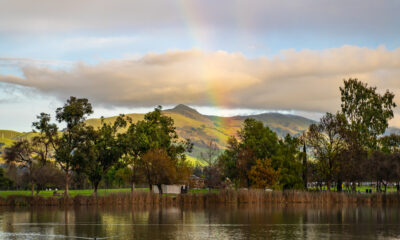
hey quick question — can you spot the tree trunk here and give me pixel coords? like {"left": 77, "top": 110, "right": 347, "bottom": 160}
{"left": 157, "top": 184, "right": 163, "bottom": 195}
{"left": 65, "top": 171, "right": 69, "bottom": 196}
{"left": 327, "top": 181, "right": 331, "bottom": 191}
{"left": 302, "top": 143, "right": 308, "bottom": 190}
{"left": 397, "top": 182, "right": 399, "bottom": 192}
{"left": 351, "top": 182, "right": 356, "bottom": 192}
{"left": 336, "top": 179, "right": 342, "bottom": 192}
{"left": 131, "top": 182, "right": 135, "bottom": 194}
{"left": 94, "top": 182, "right": 99, "bottom": 197}
{"left": 31, "top": 182, "right": 34, "bottom": 197}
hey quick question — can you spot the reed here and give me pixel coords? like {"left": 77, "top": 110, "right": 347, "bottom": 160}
{"left": 0, "top": 190, "right": 399, "bottom": 207}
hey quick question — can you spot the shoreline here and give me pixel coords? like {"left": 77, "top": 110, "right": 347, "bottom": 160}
{"left": 0, "top": 190, "right": 399, "bottom": 207}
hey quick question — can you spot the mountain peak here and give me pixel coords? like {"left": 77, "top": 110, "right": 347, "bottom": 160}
{"left": 170, "top": 104, "right": 199, "bottom": 114}
{"left": 165, "top": 104, "right": 209, "bottom": 121}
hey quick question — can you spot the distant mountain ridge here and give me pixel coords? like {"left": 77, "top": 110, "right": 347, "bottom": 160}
{"left": 5, "top": 104, "right": 398, "bottom": 165}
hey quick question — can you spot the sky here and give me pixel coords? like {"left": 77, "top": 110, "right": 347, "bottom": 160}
{"left": 1, "top": 0, "right": 400, "bottom": 131}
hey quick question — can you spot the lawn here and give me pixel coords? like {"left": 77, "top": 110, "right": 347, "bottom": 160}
{"left": 0, "top": 188, "right": 137, "bottom": 198}
{"left": 1, "top": 186, "right": 395, "bottom": 199}
{"left": 0, "top": 188, "right": 220, "bottom": 198}
{"left": 311, "top": 185, "right": 398, "bottom": 193}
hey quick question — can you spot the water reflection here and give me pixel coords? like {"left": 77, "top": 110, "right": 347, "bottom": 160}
{"left": 0, "top": 205, "right": 400, "bottom": 239}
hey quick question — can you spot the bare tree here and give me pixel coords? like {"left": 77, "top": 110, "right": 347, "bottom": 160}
{"left": 200, "top": 139, "right": 219, "bottom": 166}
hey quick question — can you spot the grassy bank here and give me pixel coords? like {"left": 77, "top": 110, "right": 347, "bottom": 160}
{"left": 0, "top": 188, "right": 216, "bottom": 198}
{"left": 0, "top": 190, "right": 399, "bottom": 207}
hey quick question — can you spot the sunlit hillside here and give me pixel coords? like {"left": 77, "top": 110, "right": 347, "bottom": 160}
{"left": 85, "top": 104, "right": 315, "bottom": 163}
{"left": 0, "top": 105, "right": 316, "bottom": 165}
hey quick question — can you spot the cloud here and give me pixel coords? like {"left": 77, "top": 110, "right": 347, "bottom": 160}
{"left": 1, "top": 46, "right": 400, "bottom": 118}
{"left": 0, "top": 0, "right": 399, "bottom": 39}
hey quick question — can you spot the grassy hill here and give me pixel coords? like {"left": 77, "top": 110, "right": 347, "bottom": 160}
{"left": 85, "top": 105, "right": 315, "bottom": 164}
{"left": 0, "top": 105, "right": 316, "bottom": 165}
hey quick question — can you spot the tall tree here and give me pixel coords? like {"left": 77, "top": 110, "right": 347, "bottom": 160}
{"left": 54, "top": 97, "right": 93, "bottom": 196}
{"left": 299, "top": 132, "right": 308, "bottom": 190}
{"left": 32, "top": 113, "right": 59, "bottom": 165}
{"left": 340, "top": 78, "right": 396, "bottom": 149}
{"left": 125, "top": 106, "right": 192, "bottom": 191}
{"left": 218, "top": 118, "right": 284, "bottom": 188}
{"left": 200, "top": 139, "right": 220, "bottom": 166}
{"left": 77, "top": 116, "right": 128, "bottom": 195}
{"left": 307, "top": 113, "right": 346, "bottom": 191}
{"left": 275, "top": 135, "right": 304, "bottom": 190}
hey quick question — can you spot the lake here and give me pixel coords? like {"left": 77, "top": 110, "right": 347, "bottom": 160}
{"left": 0, "top": 205, "right": 400, "bottom": 239}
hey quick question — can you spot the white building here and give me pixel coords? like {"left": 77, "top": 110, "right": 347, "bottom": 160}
{"left": 152, "top": 184, "right": 186, "bottom": 194}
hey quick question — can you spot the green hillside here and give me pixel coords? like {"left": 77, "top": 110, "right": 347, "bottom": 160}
{"left": 0, "top": 105, "right": 316, "bottom": 165}
{"left": 84, "top": 105, "right": 315, "bottom": 164}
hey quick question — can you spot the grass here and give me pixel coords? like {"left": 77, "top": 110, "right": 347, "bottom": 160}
{"left": 312, "top": 185, "right": 399, "bottom": 193}
{"left": 0, "top": 188, "right": 218, "bottom": 198}
{"left": 0, "top": 188, "right": 134, "bottom": 198}
{"left": 1, "top": 185, "right": 397, "bottom": 199}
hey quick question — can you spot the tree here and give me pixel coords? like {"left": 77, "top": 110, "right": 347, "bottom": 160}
{"left": 239, "top": 118, "right": 280, "bottom": 160}
{"left": 32, "top": 113, "right": 59, "bottom": 165}
{"left": 200, "top": 139, "right": 219, "bottom": 166}
{"left": 275, "top": 135, "right": 304, "bottom": 190}
{"left": 248, "top": 158, "right": 279, "bottom": 189}
{"left": 125, "top": 106, "right": 192, "bottom": 191}
{"left": 4, "top": 113, "right": 59, "bottom": 195}
{"left": 380, "top": 134, "right": 400, "bottom": 153}
{"left": 141, "top": 148, "right": 186, "bottom": 194}
{"left": 218, "top": 136, "right": 240, "bottom": 186}
{"left": 77, "top": 116, "right": 128, "bottom": 195}
{"left": 340, "top": 78, "right": 396, "bottom": 149}
{"left": 218, "top": 118, "right": 281, "bottom": 188}
{"left": 54, "top": 97, "right": 93, "bottom": 196}
{"left": 0, "top": 168, "right": 13, "bottom": 190}
{"left": 299, "top": 132, "right": 308, "bottom": 190}
{"left": 4, "top": 140, "right": 36, "bottom": 195}
{"left": 203, "top": 166, "right": 222, "bottom": 189}
{"left": 307, "top": 113, "right": 346, "bottom": 191}
{"left": 31, "top": 164, "right": 64, "bottom": 195}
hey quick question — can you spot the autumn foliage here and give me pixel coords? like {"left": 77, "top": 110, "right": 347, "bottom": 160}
{"left": 248, "top": 159, "right": 279, "bottom": 189}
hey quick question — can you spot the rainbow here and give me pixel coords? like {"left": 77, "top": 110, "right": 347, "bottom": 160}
{"left": 175, "top": 0, "right": 241, "bottom": 136}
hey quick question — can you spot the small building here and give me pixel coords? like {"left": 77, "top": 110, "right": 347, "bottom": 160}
{"left": 189, "top": 175, "right": 205, "bottom": 189}
{"left": 152, "top": 184, "right": 186, "bottom": 194}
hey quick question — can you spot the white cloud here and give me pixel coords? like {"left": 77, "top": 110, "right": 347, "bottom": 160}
{"left": 0, "top": 46, "right": 399, "bottom": 117}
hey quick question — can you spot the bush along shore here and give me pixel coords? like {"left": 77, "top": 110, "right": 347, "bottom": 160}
{"left": 1, "top": 190, "right": 400, "bottom": 207}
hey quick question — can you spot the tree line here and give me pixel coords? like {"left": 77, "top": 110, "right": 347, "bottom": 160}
{"left": 2, "top": 99, "right": 192, "bottom": 196}
{"left": 200, "top": 78, "right": 399, "bottom": 192}
{"left": 1, "top": 78, "right": 399, "bottom": 195}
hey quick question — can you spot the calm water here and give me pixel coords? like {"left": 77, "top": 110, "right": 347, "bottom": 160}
{"left": 0, "top": 205, "right": 400, "bottom": 239}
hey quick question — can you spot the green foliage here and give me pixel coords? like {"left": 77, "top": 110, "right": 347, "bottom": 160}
{"left": 380, "top": 134, "right": 400, "bottom": 153}
{"left": 274, "top": 135, "right": 304, "bottom": 190}
{"left": 35, "top": 96, "right": 94, "bottom": 195}
{"left": 239, "top": 118, "right": 280, "bottom": 160}
{"left": 0, "top": 168, "right": 13, "bottom": 189}
{"left": 219, "top": 119, "right": 303, "bottom": 189}
{"left": 340, "top": 78, "right": 396, "bottom": 149}
{"left": 76, "top": 116, "right": 128, "bottom": 193}
{"left": 306, "top": 113, "right": 346, "bottom": 188}
{"left": 124, "top": 106, "right": 192, "bottom": 189}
